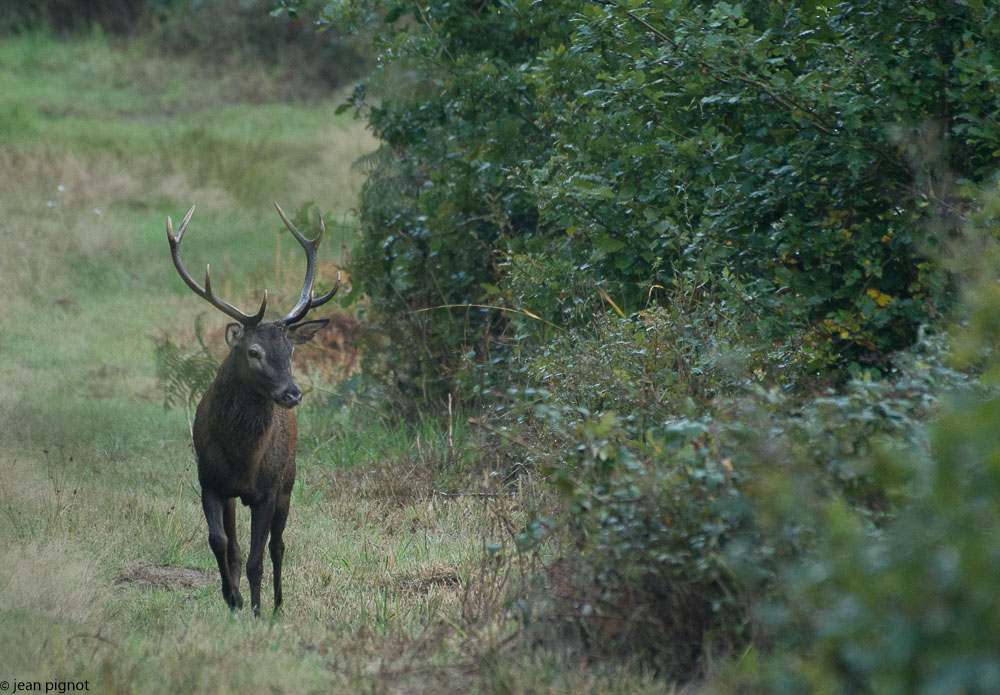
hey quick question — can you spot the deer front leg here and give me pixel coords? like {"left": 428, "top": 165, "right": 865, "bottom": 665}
{"left": 269, "top": 491, "right": 291, "bottom": 611}
{"left": 202, "top": 489, "right": 243, "bottom": 610}
{"left": 223, "top": 497, "right": 242, "bottom": 592}
{"left": 246, "top": 495, "right": 276, "bottom": 617}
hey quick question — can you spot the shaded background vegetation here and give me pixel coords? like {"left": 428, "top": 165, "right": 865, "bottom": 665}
{"left": 1, "top": 0, "right": 369, "bottom": 96}
{"left": 4, "top": 0, "right": 1000, "bottom": 692}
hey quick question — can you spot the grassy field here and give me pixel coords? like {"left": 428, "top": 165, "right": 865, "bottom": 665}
{"left": 0, "top": 32, "right": 672, "bottom": 694}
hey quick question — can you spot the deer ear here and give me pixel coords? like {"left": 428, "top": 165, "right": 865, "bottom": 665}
{"left": 287, "top": 319, "right": 329, "bottom": 345}
{"left": 225, "top": 323, "right": 244, "bottom": 347}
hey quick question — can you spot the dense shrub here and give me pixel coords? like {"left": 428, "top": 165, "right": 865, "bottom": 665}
{"left": 297, "top": 0, "right": 1000, "bottom": 680}
{"left": 522, "top": 1, "right": 998, "bottom": 370}
{"left": 323, "top": 0, "right": 999, "bottom": 397}
{"left": 724, "top": 391, "right": 1000, "bottom": 694}
{"left": 712, "top": 192, "right": 1000, "bottom": 694}
{"left": 506, "top": 301, "right": 955, "bottom": 675}
{"left": 334, "top": 0, "right": 578, "bottom": 404}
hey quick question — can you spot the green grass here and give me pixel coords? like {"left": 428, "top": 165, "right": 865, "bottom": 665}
{"left": 0, "top": 31, "right": 674, "bottom": 694}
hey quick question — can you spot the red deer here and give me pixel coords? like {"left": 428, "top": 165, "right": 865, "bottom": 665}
{"left": 166, "top": 203, "right": 337, "bottom": 615}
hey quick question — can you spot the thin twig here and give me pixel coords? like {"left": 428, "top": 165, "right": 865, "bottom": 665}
{"left": 414, "top": 2, "right": 455, "bottom": 62}
{"left": 447, "top": 393, "right": 455, "bottom": 462}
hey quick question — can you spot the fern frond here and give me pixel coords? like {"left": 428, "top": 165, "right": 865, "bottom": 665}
{"left": 153, "top": 327, "right": 218, "bottom": 411}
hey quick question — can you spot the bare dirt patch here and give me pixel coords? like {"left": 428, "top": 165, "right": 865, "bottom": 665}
{"left": 116, "top": 561, "right": 214, "bottom": 591}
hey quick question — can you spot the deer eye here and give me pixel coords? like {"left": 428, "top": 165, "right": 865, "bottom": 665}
{"left": 247, "top": 346, "right": 263, "bottom": 360}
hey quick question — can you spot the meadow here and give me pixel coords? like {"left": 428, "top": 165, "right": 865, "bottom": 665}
{"left": 0, "top": 32, "right": 669, "bottom": 694}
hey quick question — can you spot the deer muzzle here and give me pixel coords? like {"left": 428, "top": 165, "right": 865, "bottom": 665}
{"left": 274, "top": 384, "right": 302, "bottom": 409}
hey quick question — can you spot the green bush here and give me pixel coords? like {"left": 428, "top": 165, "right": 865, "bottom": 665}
{"left": 493, "top": 289, "right": 955, "bottom": 675}
{"left": 335, "top": 0, "right": 578, "bottom": 405}
{"left": 719, "top": 378, "right": 1000, "bottom": 693}
{"left": 326, "top": 0, "right": 999, "bottom": 396}
{"left": 522, "top": 0, "right": 998, "bottom": 370}
{"left": 300, "top": 0, "right": 1000, "bottom": 683}
{"left": 717, "top": 197, "right": 1000, "bottom": 693}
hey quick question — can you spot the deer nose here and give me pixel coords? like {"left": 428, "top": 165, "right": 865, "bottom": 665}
{"left": 275, "top": 385, "right": 302, "bottom": 409}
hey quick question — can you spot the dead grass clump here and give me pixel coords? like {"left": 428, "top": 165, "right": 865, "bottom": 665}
{"left": 154, "top": 172, "right": 240, "bottom": 212}
{"left": 115, "top": 560, "right": 214, "bottom": 591}
{"left": 392, "top": 561, "right": 463, "bottom": 596}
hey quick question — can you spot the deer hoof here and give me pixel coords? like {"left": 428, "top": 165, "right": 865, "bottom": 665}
{"left": 226, "top": 590, "right": 244, "bottom": 611}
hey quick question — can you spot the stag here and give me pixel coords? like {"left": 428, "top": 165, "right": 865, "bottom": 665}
{"left": 166, "top": 203, "right": 337, "bottom": 615}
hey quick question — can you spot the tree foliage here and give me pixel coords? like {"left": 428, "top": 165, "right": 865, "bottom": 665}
{"left": 316, "top": 0, "right": 999, "bottom": 395}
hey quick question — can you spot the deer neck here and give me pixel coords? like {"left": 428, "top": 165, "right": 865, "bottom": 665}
{"left": 211, "top": 353, "right": 279, "bottom": 441}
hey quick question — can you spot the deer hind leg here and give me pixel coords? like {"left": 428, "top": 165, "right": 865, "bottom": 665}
{"left": 269, "top": 491, "right": 291, "bottom": 611}
{"left": 246, "top": 495, "right": 276, "bottom": 617}
{"left": 202, "top": 489, "right": 243, "bottom": 610}
{"left": 223, "top": 497, "right": 242, "bottom": 591}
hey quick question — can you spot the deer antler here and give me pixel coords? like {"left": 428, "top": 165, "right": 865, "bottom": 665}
{"left": 166, "top": 205, "right": 268, "bottom": 326}
{"left": 273, "top": 202, "right": 340, "bottom": 325}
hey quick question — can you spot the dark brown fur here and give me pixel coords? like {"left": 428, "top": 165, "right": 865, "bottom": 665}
{"left": 194, "top": 320, "right": 325, "bottom": 615}
{"left": 166, "top": 202, "right": 336, "bottom": 615}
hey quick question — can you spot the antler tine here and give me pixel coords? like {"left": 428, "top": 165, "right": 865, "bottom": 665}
{"left": 274, "top": 202, "right": 339, "bottom": 324}
{"left": 166, "top": 205, "right": 267, "bottom": 326}
{"left": 273, "top": 200, "right": 314, "bottom": 249}
{"left": 170, "top": 204, "right": 196, "bottom": 245}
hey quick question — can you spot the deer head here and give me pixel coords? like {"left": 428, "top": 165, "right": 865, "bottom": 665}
{"left": 166, "top": 203, "right": 338, "bottom": 408}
